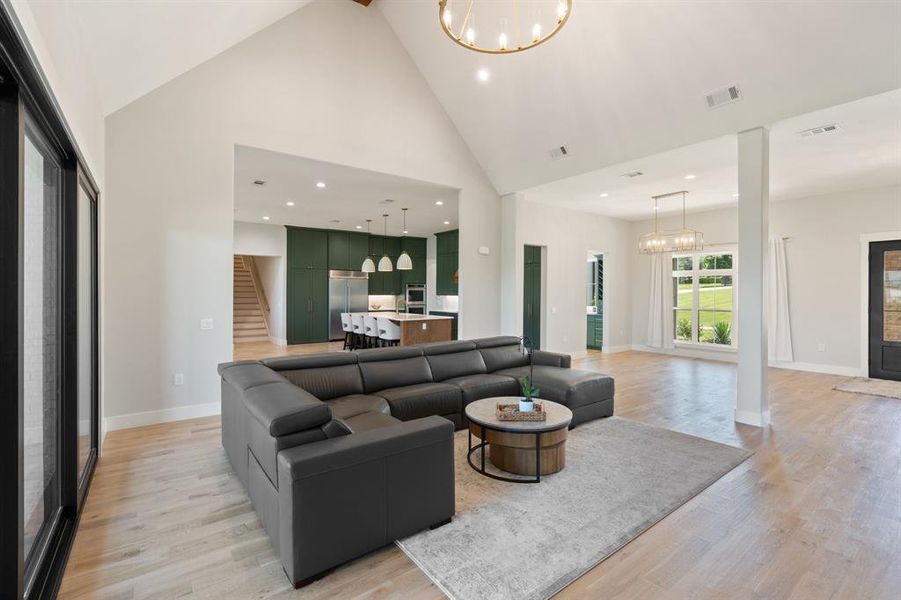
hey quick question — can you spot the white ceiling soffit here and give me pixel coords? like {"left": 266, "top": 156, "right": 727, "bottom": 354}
{"left": 522, "top": 89, "right": 901, "bottom": 221}
{"left": 377, "top": 0, "right": 901, "bottom": 194}
{"left": 36, "top": 0, "right": 312, "bottom": 115}
{"left": 234, "top": 145, "right": 460, "bottom": 236}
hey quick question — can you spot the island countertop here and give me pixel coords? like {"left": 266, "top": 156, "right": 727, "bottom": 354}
{"left": 364, "top": 312, "right": 454, "bottom": 322}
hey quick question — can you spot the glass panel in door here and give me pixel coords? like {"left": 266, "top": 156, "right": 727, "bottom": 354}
{"left": 77, "top": 183, "right": 96, "bottom": 483}
{"left": 884, "top": 250, "right": 901, "bottom": 342}
{"left": 23, "top": 117, "right": 62, "bottom": 562}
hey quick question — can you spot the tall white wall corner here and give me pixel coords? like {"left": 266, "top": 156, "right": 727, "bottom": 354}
{"left": 736, "top": 127, "right": 770, "bottom": 427}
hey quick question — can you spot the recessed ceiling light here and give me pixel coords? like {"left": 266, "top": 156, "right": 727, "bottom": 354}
{"left": 355, "top": 225, "right": 363, "bottom": 229}
{"left": 286, "top": 201, "right": 295, "bottom": 207}
{"left": 599, "top": 193, "right": 609, "bottom": 198}
{"left": 684, "top": 174, "right": 697, "bottom": 180}
{"left": 477, "top": 68, "right": 490, "bottom": 82}
{"left": 435, "top": 200, "right": 444, "bottom": 206}
{"left": 316, "top": 182, "right": 326, "bottom": 189}
{"left": 262, "top": 216, "right": 270, "bottom": 221}
{"left": 403, "top": 230, "right": 409, "bottom": 234}
{"left": 443, "top": 220, "right": 450, "bottom": 225}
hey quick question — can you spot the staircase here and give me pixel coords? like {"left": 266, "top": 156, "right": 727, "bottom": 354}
{"left": 233, "top": 255, "right": 270, "bottom": 343}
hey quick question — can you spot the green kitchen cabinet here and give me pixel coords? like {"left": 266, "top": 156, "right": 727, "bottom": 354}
{"left": 348, "top": 232, "right": 370, "bottom": 270}
{"left": 435, "top": 229, "right": 459, "bottom": 296}
{"left": 523, "top": 244, "right": 541, "bottom": 349}
{"left": 286, "top": 267, "right": 328, "bottom": 344}
{"left": 403, "top": 236, "right": 427, "bottom": 259}
{"left": 327, "top": 231, "right": 349, "bottom": 270}
{"left": 587, "top": 313, "right": 603, "bottom": 350}
{"left": 288, "top": 227, "right": 328, "bottom": 269}
{"left": 399, "top": 236, "right": 427, "bottom": 287}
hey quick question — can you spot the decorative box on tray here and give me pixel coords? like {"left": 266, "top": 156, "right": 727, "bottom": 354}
{"left": 496, "top": 401, "right": 547, "bottom": 421}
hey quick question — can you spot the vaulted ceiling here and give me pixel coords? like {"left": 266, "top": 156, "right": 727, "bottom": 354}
{"left": 378, "top": 0, "right": 901, "bottom": 193}
{"left": 28, "top": 0, "right": 312, "bottom": 115}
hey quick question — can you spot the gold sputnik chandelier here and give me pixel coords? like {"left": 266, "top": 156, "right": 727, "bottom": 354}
{"left": 438, "top": 0, "right": 572, "bottom": 54}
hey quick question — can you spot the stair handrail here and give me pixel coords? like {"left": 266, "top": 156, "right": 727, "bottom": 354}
{"left": 245, "top": 256, "right": 271, "bottom": 314}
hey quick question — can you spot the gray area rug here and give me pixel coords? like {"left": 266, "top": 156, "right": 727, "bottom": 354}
{"left": 835, "top": 377, "right": 901, "bottom": 399}
{"left": 396, "top": 416, "right": 752, "bottom": 600}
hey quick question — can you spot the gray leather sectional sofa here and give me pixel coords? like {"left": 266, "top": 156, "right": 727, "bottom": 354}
{"left": 218, "top": 336, "right": 614, "bottom": 586}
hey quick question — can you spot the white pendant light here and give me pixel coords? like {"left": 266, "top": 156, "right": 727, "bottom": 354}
{"left": 378, "top": 213, "right": 393, "bottom": 272}
{"left": 397, "top": 208, "right": 413, "bottom": 270}
{"left": 361, "top": 219, "right": 376, "bottom": 273}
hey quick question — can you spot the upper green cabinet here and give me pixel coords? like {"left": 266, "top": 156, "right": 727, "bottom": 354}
{"left": 288, "top": 227, "right": 328, "bottom": 269}
{"left": 328, "top": 231, "right": 370, "bottom": 271}
{"left": 435, "top": 229, "right": 459, "bottom": 296}
{"left": 400, "top": 236, "right": 427, "bottom": 286}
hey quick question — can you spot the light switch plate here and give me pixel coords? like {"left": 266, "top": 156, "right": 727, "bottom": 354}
{"left": 200, "top": 318, "right": 214, "bottom": 330}
{"left": 174, "top": 373, "right": 184, "bottom": 386}
{"left": 478, "top": 246, "right": 490, "bottom": 255}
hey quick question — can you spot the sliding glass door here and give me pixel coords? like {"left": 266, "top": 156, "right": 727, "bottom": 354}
{"left": 0, "top": 7, "right": 101, "bottom": 598}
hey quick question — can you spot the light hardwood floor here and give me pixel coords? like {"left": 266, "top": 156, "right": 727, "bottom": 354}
{"left": 58, "top": 346, "right": 901, "bottom": 599}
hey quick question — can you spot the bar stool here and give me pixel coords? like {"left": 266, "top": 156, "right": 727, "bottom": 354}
{"left": 340, "top": 313, "right": 354, "bottom": 350}
{"left": 351, "top": 314, "right": 366, "bottom": 349}
{"left": 377, "top": 317, "right": 401, "bottom": 347}
{"left": 364, "top": 315, "right": 381, "bottom": 348}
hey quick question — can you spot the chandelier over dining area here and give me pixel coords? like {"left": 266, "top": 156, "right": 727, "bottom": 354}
{"left": 638, "top": 191, "right": 705, "bottom": 254}
{"left": 438, "top": 0, "right": 572, "bottom": 54}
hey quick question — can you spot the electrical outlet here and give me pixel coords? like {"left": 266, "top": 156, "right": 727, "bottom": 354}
{"left": 200, "top": 318, "right": 214, "bottom": 330}
{"left": 817, "top": 343, "right": 826, "bottom": 352}
{"left": 174, "top": 373, "right": 184, "bottom": 386}
{"left": 421, "top": 323, "right": 428, "bottom": 331}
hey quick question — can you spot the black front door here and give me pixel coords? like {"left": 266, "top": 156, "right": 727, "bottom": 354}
{"left": 869, "top": 240, "right": 901, "bottom": 381}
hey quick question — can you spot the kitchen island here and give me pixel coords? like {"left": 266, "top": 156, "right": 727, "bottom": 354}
{"left": 366, "top": 312, "right": 454, "bottom": 346}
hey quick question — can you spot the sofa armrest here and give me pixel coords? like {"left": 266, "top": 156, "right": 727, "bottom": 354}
{"left": 244, "top": 382, "right": 332, "bottom": 437}
{"left": 276, "top": 415, "right": 454, "bottom": 584}
{"left": 533, "top": 349, "right": 572, "bottom": 368}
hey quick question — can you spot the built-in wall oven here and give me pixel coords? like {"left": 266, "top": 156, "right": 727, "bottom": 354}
{"left": 405, "top": 284, "right": 426, "bottom": 314}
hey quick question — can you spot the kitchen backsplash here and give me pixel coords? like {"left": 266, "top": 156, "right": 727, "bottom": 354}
{"left": 368, "top": 294, "right": 397, "bottom": 311}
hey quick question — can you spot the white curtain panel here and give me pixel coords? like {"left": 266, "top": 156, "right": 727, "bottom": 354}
{"left": 647, "top": 253, "right": 674, "bottom": 349}
{"left": 768, "top": 237, "right": 794, "bottom": 362}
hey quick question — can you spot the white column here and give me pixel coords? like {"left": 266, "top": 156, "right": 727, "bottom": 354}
{"left": 499, "top": 193, "right": 521, "bottom": 335}
{"left": 736, "top": 127, "right": 769, "bottom": 427}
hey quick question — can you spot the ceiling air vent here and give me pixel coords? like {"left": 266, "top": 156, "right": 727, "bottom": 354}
{"left": 705, "top": 85, "right": 742, "bottom": 109}
{"left": 379, "top": 198, "right": 395, "bottom": 205}
{"left": 798, "top": 123, "right": 839, "bottom": 137}
{"left": 549, "top": 145, "right": 569, "bottom": 160}
{"left": 253, "top": 179, "right": 266, "bottom": 186}
{"left": 620, "top": 170, "right": 643, "bottom": 179}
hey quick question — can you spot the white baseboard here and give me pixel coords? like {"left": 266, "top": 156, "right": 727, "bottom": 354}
{"left": 630, "top": 346, "right": 863, "bottom": 377}
{"left": 270, "top": 336, "right": 287, "bottom": 346}
{"left": 602, "top": 345, "right": 631, "bottom": 354}
{"left": 569, "top": 350, "right": 588, "bottom": 359}
{"left": 104, "top": 401, "right": 221, "bottom": 432}
{"left": 768, "top": 361, "right": 864, "bottom": 378}
{"left": 735, "top": 408, "right": 770, "bottom": 427}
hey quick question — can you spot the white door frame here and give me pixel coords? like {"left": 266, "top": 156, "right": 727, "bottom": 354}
{"left": 860, "top": 231, "right": 901, "bottom": 376}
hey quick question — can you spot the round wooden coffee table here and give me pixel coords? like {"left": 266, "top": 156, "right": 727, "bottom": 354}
{"left": 465, "top": 397, "right": 572, "bottom": 483}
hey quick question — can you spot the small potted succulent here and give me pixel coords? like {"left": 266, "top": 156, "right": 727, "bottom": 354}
{"left": 518, "top": 336, "right": 539, "bottom": 412}
{"left": 518, "top": 375, "right": 540, "bottom": 412}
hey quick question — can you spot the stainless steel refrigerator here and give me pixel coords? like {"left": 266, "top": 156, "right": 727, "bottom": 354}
{"left": 328, "top": 270, "right": 369, "bottom": 340}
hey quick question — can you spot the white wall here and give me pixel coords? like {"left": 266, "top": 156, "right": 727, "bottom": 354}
{"left": 501, "top": 197, "right": 635, "bottom": 356}
{"left": 104, "top": 0, "right": 501, "bottom": 426}
{"left": 233, "top": 221, "right": 286, "bottom": 344}
{"left": 630, "top": 185, "right": 901, "bottom": 373}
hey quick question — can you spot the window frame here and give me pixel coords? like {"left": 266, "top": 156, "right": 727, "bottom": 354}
{"left": 672, "top": 249, "right": 738, "bottom": 348}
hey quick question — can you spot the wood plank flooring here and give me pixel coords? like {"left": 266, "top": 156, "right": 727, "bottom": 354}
{"left": 58, "top": 347, "right": 901, "bottom": 599}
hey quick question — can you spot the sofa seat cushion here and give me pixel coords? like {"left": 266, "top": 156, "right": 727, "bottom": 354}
{"left": 374, "top": 383, "right": 462, "bottom": 422}
{"left": 493, "top": 365, "right": 614, "bottom": 410}
{"left": 326, "top": 394, "right": 391, "bottom": 420}
{"left": 340, "top": 411, "right": 402, "bottom": 434}
{"left": 442, "top": 373, "right": 521, "bottom": 406}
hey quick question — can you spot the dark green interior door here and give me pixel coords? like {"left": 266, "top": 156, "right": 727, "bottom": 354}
{"left": 523, "top": 245, "right": 541, "bottom": 349}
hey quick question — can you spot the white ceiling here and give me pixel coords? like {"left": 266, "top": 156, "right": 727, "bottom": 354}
{"left": 234, "top": 145, "right": 459, "bottom": 236}
{"left": 522, "top": 89, "right": 901, "bottom": 221}
{"left": 378, "top": 0, "right": 901, "bottom": 194}
{"left": 36, "top": 0, "right": 311, "bottom": 115}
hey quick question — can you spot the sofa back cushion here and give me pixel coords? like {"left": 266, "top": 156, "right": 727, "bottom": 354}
{"left": 356, "top": 347, "right": 433, "bottom": 393}
{"left": 422, "top": 341, "right": 487, "bottom": 381}
{"left": 261, "top": 353, "right": 364, "bottom": 401}
{"left": 474, "top": 337, "right": 530, "bottom": 372}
